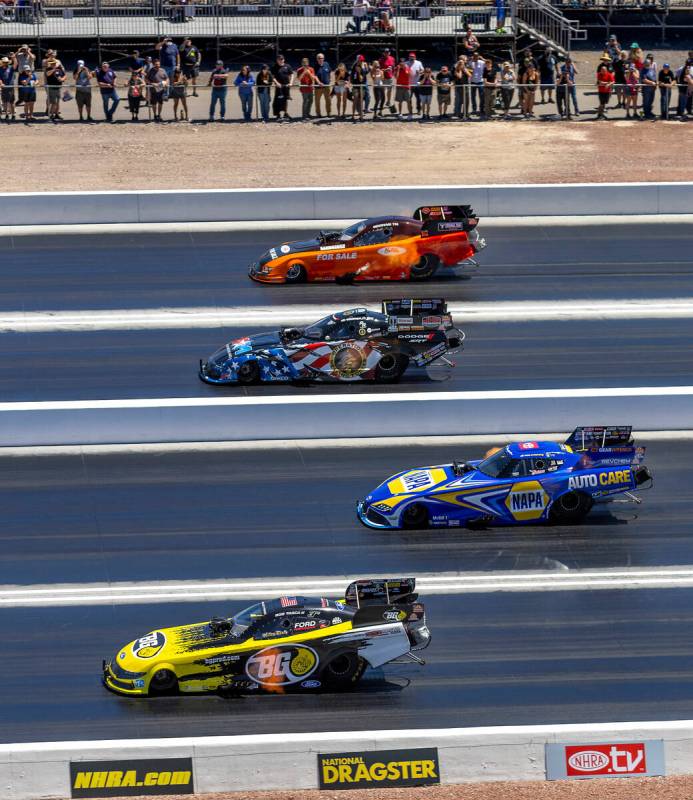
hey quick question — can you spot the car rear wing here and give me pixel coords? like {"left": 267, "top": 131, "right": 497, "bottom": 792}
{"left": 413, "top": 205, "right": 479, "bottom": 236}
{"left": 382, "top": 298, "right": 454, "bottom": 331}
{"left": 345, "top": 578, "right": 418, "bottom": 608}
{"left": 565, "top": 426, "right": 646, "bottom": 466}
{"left": 565, "top": 426, "right": 634, "bottom": 450}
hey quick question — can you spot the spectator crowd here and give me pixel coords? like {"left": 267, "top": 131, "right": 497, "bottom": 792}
{"left": 0, "top": 35, "right": 691, "bottom": 124}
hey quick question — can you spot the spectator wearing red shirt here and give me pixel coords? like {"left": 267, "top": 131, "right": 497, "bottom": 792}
{"left": 379, "top": 48, "right": 395, "bottom": 112}
{"left": 596, "top": 62, "right": 615, "bottom": 119}
{"left": 297, "top": 57, "right": 318, "bottom": 119}
{"left": 395, "top": 57, "right": 412, "bottom": 118}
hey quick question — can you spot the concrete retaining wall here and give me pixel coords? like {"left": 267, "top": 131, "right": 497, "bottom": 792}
{"left": 0, "top": 387, "right": 691, "bottom": 446}
{"left": 2, "top": 182, "right": 692, "bottom": 226}
{"left": 2, "top": 721, "right": 693, "bottom": 799}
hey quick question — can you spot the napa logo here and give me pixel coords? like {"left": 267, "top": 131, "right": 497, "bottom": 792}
{"left": 387, "top": 468, "right": 448, "bottom": 496}
{"left": 504, "top": 480, "right": 549, "bottom": 521}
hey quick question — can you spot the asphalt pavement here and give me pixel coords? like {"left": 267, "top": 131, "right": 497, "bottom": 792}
{"left": 3, "top": 589, "right": 693, "bottom": 743}
{"left": 3, "top": 221, "right": 693, "bottom": 311}
{"left": 0, "top": 439, "right": 682, "bottom": 587}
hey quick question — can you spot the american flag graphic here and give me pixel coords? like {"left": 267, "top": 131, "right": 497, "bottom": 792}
{"left": 280, "top": 596, "right": 298, "bottom": 608}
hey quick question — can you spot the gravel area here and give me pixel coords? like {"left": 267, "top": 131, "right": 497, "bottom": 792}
{"left": 100, "top": 776, "right": 693, "bottom": 800}
{"left": 3, "top": 49, "right": 691, "bottom": 191}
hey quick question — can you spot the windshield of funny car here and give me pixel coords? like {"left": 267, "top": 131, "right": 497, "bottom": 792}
{"left": 304, "top": 313, "right": 342, "bottom": 339}
{"left": 339, "top": 221, "right": 366, "bottom": 241}
{"left": 230, "top": 601, "right": 267, "bottom": 635}
{"left": 477, "top": 447, "right": 521, "bottom": 478}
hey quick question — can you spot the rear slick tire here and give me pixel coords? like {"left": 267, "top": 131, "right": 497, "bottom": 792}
{"left": 410, "top": 253, "right": 440, "bottom": 281}
{"left": 549, "top": 491, "right": 593, "bottom": 524}
{"left": 284, "top": 263, "right": 307, "bottom": 284}
{"left": 320, "top": 652, "right": 366, "bottom": 690}
{"left": 374, "top": 353, "right": 408, "bottom": 383}
{"left": 400, "top": 503, "right": 429, "bottom": 529}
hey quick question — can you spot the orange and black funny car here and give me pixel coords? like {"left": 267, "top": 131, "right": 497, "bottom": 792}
{"left": 248, "top": 205, "right": 485, "bottom": 284}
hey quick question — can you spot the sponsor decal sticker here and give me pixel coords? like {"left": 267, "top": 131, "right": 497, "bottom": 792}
{"left": 132, "top": 631, "right": 166, "bottom": 659}
{"left": 269, "top": 248, "right": 277, "bottom": 260}
{"left": 376, "top": 246, "right": 407, "bottom": 257}
{"left": 280, "top": 245, "right": 290, "bottom": 254}
{"left": 245, "top": 644, "right": 319, "bottom": 687}
{"left": 301, "top": 679, "right": 321, "bottom": 689}
{"left": 330, "top": 343, "right": 366, "bottom": 378}
{"left": 318, "top": 748, "right": 440, "bottom": 790}
{"left": 518, "top": 442, "right": 539, "bottom": 450}
{"left": 332, "top": 617, "right": 342, "bottom": 625}
{"left": 546, "top": 741, "right": 665, "bottom": 780}
{"left": 383, "top": 610, "right": 407, "bottom": 622}
{"left": 504, "top": 480, "right": 549, "bottom": 521}
{"left": 70, "top": 758, "right": 193, "bottom": 797}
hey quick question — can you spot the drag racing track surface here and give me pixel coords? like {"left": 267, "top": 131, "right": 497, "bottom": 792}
{"left": 3, "top": 220, "right": 693, "bottom": 311}
{"left": 0, "top": 439, "right": 686, "bottom": 586}
{"left": 4, "top": 588, "right": 693, "bottom": 743}
{"left": 1, "top": 318, "right": 693, "bottom": 401}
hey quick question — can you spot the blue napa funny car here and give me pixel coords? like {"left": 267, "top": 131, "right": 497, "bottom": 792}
{"left": 357, "top": 426, "right": 652, "bottom": 530}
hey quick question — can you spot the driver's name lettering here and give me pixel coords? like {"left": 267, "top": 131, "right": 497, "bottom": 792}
{"left": 511, "top": 491, "right": 544, "bottom": 511}
{"left": 319, "top": 243, "right": 346, "bottom": 251}
{"left": 317, "top": 252, "right": 358, "bottom": 261}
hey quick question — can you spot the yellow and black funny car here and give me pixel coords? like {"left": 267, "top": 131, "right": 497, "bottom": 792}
{"left": 103, "top": 578, "right": 430, "bottom": 697}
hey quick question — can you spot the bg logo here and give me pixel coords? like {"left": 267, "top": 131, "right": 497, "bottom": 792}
{"left": 245, "top": 645, "right": 318, "bottom": 686}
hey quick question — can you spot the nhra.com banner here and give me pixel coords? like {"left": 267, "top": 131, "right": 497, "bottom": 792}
{"left": 70, "top": 757, "right": 194, "bottom": 797}
{"left": 317, "top": 747, "right": 440, "bottom": 790}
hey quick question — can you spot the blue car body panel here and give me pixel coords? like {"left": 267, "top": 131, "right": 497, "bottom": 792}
{"left": 357, "top": 431, "right": 649, "bottom": 529}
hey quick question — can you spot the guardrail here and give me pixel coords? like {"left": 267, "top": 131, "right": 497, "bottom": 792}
{"left": 1, "top": 182, "right": 692, "bottom": 227}
{"left": 1, "top": 720, "right": 691, "bottom": 798}
{"left": 1, "top": 387, "right": 691, "bottom": 446}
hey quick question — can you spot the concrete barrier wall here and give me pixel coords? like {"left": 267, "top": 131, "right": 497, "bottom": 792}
{"left": 2, "top": 182, "right": 692, "bottom": 226}
{"left": 2, "top": 721, "right": 693, "bottom": 799}
{"left": 0, "top": 387, "right": 691, "bottom": 446}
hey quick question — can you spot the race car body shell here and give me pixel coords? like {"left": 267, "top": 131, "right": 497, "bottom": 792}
{"left": 358, "top": 436, "right": 650, "bottom": 530}
{"left": 104, "top": 582, "right": 430, "bottom": 696}
{"left": 248, "top": 214, "right": 481, "bottom": 283}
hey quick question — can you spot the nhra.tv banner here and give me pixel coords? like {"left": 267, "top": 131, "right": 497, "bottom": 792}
{"left": 70, "top": 757, "right": 194, "bottom": 797}
{"left": 318, "top": 747, "right": 440, "bottom": 790}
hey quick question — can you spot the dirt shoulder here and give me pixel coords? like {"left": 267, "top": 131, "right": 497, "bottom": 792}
{"left": 4, "top": 49, "right": 692, "bottom": 193}
{"left": 103, "top": 776, "right": 693, "bottom": 800}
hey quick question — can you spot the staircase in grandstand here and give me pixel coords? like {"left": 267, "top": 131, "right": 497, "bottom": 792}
{"left": 513, "top": 0, "right": 586, "bottom": 55}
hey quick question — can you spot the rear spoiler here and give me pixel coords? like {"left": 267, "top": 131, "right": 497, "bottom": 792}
{"left": 565, "top": 426, "right": 634, "bottom": 451}
{"left": 382, "top": 298, "right": 453, "bottom": 331}
{"left": 345, "top": 578, "right": 418, "bottom": 608}
{"left": 413, "top": 205, "right": 479, "bottom": 236}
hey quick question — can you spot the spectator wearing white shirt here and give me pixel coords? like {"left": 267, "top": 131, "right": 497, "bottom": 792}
{"left": 346, "top": 0, "right": 370, "bottom": 33}
{"left": 470, "top": 52, "right": 485, "bottom": 116}
{"left": 406, "top": 51, "right": 423, "bottom": 114}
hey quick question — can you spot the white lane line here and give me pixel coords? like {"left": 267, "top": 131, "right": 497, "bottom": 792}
{"left": 4, "top": 567, "right": 693, "bottom": 607}
{"left": 1, "top": 429, "right": 690, "bottom": 458}
{"left": 1, "top": 385, "right": 691, "bottom": 413}
{"left": 2, "top": 299, "right": 693, "bottom": 332}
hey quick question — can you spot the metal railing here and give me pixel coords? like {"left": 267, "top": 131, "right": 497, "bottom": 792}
{"left": 0, "top": 0, "right": 507, "bottom": 38}
{"left": 512, "top": 0, "right": 585, "bottom": 53}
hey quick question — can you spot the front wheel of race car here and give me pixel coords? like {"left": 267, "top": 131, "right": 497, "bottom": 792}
{"left": 320, "top": 651, "right": 366, "bottom": 690}
{"left": 400, "top": 502, "right": 429, "bottom": 529}
{"left": 374, "top": 353, "right": 409, "bottom": 383}
{"left": 549, "top": 491, "right": 594, "bottom": 524}
{"left": 410, "top": 253, "right": 440, "bottom": 281}
{"left": 237, "top": 360, "right": 261, "bottom": 385}
{"left": 284, "top": 262, "right": 307, "bottom": 284}
{"left": 149, "top": 668, "right": 178, "bottom": 695}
